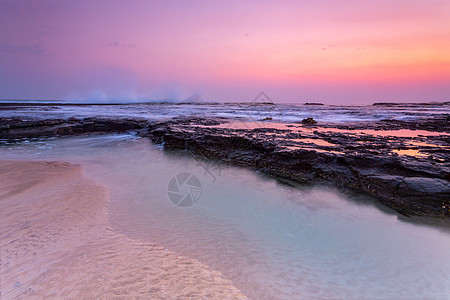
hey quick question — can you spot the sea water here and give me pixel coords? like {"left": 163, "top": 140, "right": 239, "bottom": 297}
{"left": 1, "top": 102, "right": 449, "bottom": 123}
{"left": 1, "top": 135, "right": 450, "bottom": 299}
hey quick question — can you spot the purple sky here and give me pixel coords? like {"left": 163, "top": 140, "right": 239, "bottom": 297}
{"left": 1, "top": 0, "right": 449, "bottom": 104}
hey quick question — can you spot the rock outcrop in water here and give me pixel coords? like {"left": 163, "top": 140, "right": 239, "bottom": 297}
{"left": 145, "top": 118, "right": 449, "bottom": 217}
{"left": 301, "top": 118, "right": 317, "bottom": 124}
{"left": 0, "top": 117, "right": 149, "bottom": 139}
{"left": 1, "top": 115, "right": 449, "bottom": 217}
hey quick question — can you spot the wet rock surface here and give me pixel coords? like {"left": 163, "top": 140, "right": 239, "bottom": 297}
{"left": 0, "top": 117, "right": 149, "bottom": 139}
{"left": 1, "top": 115, "right": 449, "bottom": 217}
{"left": 301, "top": 117, "right": 317, "bottom": 124}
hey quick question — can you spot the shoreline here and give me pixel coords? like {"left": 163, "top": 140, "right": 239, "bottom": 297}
{"left": 0, "top": 160, "right": 246, "bottom": 299}
{"left": 0, "top": 115, "right": 449, "bottom": 217}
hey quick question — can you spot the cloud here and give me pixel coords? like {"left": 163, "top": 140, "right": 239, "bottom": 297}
{"left": 106, "top": 41, "right": 135, "bottom": 49}
{"left": 0, "top": 44, "right": 50, "bottom": 56}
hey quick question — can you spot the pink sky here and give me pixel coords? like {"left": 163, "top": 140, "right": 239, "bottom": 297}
{"left": 0, "top": 0, "right": 449, "bottom": 104}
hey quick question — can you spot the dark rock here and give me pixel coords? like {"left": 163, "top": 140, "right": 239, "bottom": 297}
{"left": 398, "top": 177, "right": 450, "bottom": 197}
{"left": 301, "top": 118, "right": 317, "bottom": 124}
{"left": 0, "top": 117, "right": 150, "bottom": 140}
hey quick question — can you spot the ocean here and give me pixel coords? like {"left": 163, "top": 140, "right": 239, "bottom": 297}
{"left": 1, "top": 101, "right": 449, "bottom": 123}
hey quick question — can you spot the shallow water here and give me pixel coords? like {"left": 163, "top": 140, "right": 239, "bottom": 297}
{"left": 1, "top": 135, "right": 450, "bottom": 299}
{"left": 211, "top": 122, "right": 449, "bottom": 137}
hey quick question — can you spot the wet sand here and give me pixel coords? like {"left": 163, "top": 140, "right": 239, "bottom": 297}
{"left": 0, "top": 160, "right": 246, "bottom": 299}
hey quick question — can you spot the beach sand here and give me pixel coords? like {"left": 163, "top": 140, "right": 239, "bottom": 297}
{"left": 0, "top": 160, "right": 246, "bottom": 299}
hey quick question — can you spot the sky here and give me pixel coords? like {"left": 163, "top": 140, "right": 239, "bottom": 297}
{"left": 0, "top": 0, "right": 449, "bottom": 104}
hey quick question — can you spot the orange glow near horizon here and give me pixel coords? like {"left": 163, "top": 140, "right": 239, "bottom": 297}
{"left": 0, "top": 0, "right": 449, "bottom": 103}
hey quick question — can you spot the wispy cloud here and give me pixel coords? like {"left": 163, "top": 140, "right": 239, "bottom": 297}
{"left": 106, "top": 41, "right": 135, "bottom": 49}
{"left": 0, "top": 44, "right": 50, "bottom": 56}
